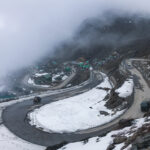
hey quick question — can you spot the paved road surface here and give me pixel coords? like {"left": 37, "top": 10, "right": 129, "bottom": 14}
{"left": 3, "top": 71, "right": 103, "bottom": 146}
{"left": 3, "top": 59, "right": 149, "bottom": 147}
{"left": 78, "top": 59, "right": 148, "bottom": 134}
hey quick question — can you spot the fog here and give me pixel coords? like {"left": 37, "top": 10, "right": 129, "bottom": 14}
{"left": 1, "top": 0, "right": 150, "bottom": 79}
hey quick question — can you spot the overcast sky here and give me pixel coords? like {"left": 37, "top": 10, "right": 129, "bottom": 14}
{"left": 0, "top": 0, "right": 150, "bottom": 78}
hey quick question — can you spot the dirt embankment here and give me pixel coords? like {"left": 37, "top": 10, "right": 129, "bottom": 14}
{"left": 100, "top": 59, "right": 132, "bottom": 110}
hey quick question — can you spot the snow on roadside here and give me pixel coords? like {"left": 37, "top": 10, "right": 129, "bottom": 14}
{"left": 62, "top": 75, "right": 68, "bottom": 81}
{"left": 28, "top": 78, "right": 49, "bottom": 88}
{"left": 57, "top": 117, "right": 148, "bottom": 150}
{"left": 115, "top": 79, "right": 134, "bottom": 98}
{"left": 35, "top": 73, "right": 49, "bottom": 77}
{"left": 28, "top": 78, "right": 35, "bottom": 85}
{"left": 52, "top": 74, "right": 60, "bottom": 82}
{"left": 58, "top": 133, "right": 113, "bottom": 150}
{"left": 29, "top": 75, "right": 124, "bottom": 133}
{"left": 97, "top": 76, "right": 112, "bottom": 89}
{"left": 52, "top": 73, "right": 68, "bottom": 82}
{"left": 0, "top": 97, "right": 46, "bottom": 150}
{"left": 0, "top": 125, "right": 45, "bottom": 150}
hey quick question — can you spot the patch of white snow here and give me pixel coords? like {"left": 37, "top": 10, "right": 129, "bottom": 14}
{"left": 115, "top": 79, "right": 134, "bottom": 98}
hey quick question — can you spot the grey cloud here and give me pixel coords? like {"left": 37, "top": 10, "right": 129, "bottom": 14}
{"left": 0, "top": 0, "right": 150, "bottom": 78}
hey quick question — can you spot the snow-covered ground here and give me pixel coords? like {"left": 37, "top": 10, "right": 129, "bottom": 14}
{"left": 115, "top": 79, "right": 134, "bottom": 98}
{"left": 35, "top": 73, "right": 49, "bottom": 77}
{"left": 28, "top": 78, "right": 35, "bottom": 85}
{"left": 28, "top": 71, "right": 69, "bottom": 87}
{"left": 62, "top": 75, "right": 68, "bottom": 81}
{"left": 0, "top": 125, "right": 44, "bottom": 150}
{"left": 28, "top": 78, "right": 50, "bottom": 88}
{"left": 0, "top": 98, "right": 45, "bottom": 150}
{"left": 29, "top": 76, "right": 124, "bottom": 133}
{"left": 52, "top": 72, "right": 68, "bottom": 82}
{"left": 57, "top": 117, "right": 148, "bottom": 150}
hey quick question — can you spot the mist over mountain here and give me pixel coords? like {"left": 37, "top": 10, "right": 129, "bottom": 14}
{"left": 1, "top": 0, "right": 150, "bottom": 79}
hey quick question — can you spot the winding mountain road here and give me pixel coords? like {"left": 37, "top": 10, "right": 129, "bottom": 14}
{"left": 2, "top": 71, "right": 103, "bottom": 146}
{"left": 2, "top": 59, "right": 149, "bottom": 147}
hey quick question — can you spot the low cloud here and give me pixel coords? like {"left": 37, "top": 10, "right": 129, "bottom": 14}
{"left": 0, "top": 0, "right": 150, "bottom": 78}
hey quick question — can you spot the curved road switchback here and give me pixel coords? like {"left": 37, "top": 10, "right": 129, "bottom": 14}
{"left": 2, "top": 59, "right": 149, "bottom": 147}
{"left": 78, "top": 59, "right": 147, "bottom": 134}
{"left": 2, "top": 71, "right": 103, "bottom": 146}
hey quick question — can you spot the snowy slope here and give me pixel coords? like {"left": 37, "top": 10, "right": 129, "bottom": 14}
{"left": 115, "top": 79, "right": 134, "bottom": 98}
{"left": 0, "top": 125, "right": 45, "bottom": 150}
{"left": 29, "top": 76, "right": 124, "bottom": 133}
{"left": 0, "top": 95, "right": 46, "bottom": 150}
{"left": 58, "top": 117, "right": 147, "bottom": 150}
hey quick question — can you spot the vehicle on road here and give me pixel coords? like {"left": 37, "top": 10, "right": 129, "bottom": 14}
{"left": 33, "top": 96, "right": 41, "bottom": 105}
